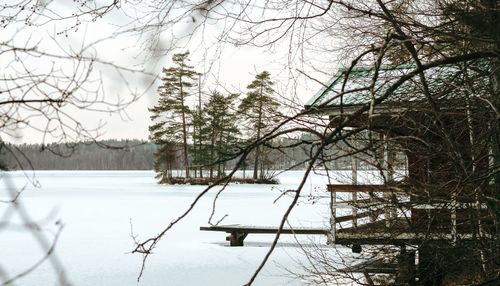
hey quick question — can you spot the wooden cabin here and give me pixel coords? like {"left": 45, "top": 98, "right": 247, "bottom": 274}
{"left": 304, "top": 65, "right": 494, "bottom": 281}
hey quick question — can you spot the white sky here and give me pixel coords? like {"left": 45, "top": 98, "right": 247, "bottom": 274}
{"left": 1, "top": 1, "right": 336, "bottom": 144}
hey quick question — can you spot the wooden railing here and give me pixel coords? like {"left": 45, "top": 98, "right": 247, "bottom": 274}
{"left": 327, "top": 184, "right": 410, "bottom": 244}
{"left": 326, "top": 184, "right": 491, "bottom": 244}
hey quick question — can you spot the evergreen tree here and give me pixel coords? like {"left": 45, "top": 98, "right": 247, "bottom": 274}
{"left": 239, "top": 71, "right": 281, "bottom": 179}
{"left": 191, "top": 103, "right": 208, "bottom": 177}
{"left": 0, "top": 142, "right": 9, "bottom": 171}
{"left": 149, "top": 52, "right": 198, "bottom": 178}
{"left": 203, "top": 91, "right": 240, "bottom": 178}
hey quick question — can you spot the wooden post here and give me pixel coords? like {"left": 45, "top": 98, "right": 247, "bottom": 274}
{"left": 369, "top": 191, "right": 377, "bottom": 222}
{"left": 396, "top": 246, "right": 416, "bottom": 285}
{"left": 328, "top": 185, "right": 337, "bottom": 244}
{"left": 226, "top": 232, "right": 248, "bottom": 246}
{"left": 352, "top": 151, "right": 358, "bottom": 228}
{"left": 451, "top": 192, "right": 457, "bottom": 244}
{"left": 382, "top": 133, "right": 395, "bottom": 227}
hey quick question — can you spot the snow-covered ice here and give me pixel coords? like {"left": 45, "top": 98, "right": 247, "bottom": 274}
{"left": 0, "top": 170, "right": 372, "bottom": 285}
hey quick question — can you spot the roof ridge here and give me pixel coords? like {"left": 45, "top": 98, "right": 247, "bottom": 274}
{"left": 337, "top": 64, "right": 416, "bottom": 73}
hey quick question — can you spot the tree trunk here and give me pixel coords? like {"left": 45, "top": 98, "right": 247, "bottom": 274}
{"left": 180, "top": 77, "right": 190, "bottom": 178}
{"left": 253, "top": 84, "right": 264, "bottom": 180}
{"left": 218, "top": 130, "right": 224, "bottom": 177}
{"left": 198, "top": 75, "right": 203, "bottom": 178}
{"left": 210, "top": 131, "right": 215, "bottom": 179}
{"left": 193, "top": 123, "right": 198, "bottom": 178}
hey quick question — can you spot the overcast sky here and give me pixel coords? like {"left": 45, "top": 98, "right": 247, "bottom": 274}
{"left": 1, "top": 1, "right": 333, "bottom": 144}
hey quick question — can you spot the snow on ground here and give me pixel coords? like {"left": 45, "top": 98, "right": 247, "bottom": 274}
{"left": 0, "top": 170, "right": 376, "bottom": 285}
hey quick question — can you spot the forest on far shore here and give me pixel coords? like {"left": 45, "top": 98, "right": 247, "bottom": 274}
{"left": 1, "top": 140, "right": 155, "bottom": 170}
{"left": 0, "top": 138, "right": 372, "bottom": 171}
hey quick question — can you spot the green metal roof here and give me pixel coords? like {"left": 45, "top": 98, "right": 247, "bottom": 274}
{"left": 305, "top": 63, "right": 492, "bottom": 112}
{"left": 304, "top": 65, "right": 417, "bottom": 109}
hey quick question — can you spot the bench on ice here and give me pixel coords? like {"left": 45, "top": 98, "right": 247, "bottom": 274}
{"left": 200, "top": 224, "right": 330, "bottom": 246}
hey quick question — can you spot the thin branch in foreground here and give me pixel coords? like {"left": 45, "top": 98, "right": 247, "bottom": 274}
{"left": 1, "top": 173, "right": 69, "bottom": 285}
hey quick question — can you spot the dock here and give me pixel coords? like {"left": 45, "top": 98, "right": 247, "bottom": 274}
{"left": 200, "top": 224, "right": 329, "bottom": 246}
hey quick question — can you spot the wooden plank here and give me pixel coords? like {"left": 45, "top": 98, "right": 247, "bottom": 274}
{"left": 331, "top": 199, "right": 410, "bottom": 208}
{"left": 332, "top": 200, "right": 487, "bottom": 210}
{"left": 327, "top": 184, "right": 404, "bottom": 193}
{"left": 200, "top": 225, "right": 330, "bottom": 235}
{"left": 334, "top": 209, "right": 384, "bottom": 223}
{"left": 412, "top": 203, "right": 489, "bottom": 210}
{"left": 329, "top": 217, "right": 494, "bottom": 245}
{"left": 334, "top": 231, "right": 484, "bottom": 244}
{"left": 344, "top": 258, "right": 398, "bottom": 274}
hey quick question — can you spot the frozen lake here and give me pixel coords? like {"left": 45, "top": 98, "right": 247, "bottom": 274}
{"left": 0, "top": 170, "right": 370, "bottom": 285}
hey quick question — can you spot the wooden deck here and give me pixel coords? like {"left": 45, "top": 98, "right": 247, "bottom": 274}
{"left": 201, "top": 184, "right": 493, "bottom": 249}
{"left": 327, "top": 183, "right": 494, "bottom": 247}
{"left": 334, "top": 218, "right": 493, "bottom": 245}
{"left": 200, "top": 224, "right": 329, "bottom": 246}
{"left": 327, "top": 184, "right": 405, "bottom": 193}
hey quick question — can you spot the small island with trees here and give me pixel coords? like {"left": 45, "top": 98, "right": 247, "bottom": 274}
{"left": 149, "top": 52, "right": 283, "bottom": 185}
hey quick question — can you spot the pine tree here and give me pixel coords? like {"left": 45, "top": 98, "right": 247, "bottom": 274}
{"left": 203, "top": 91, "right": 240, "bottom": 178}
{"left": 149, "top": 52, "right": 198, "bottom": 179}
{"left": 191, "top": 103, "right": 209, "bottom": 177}
{"left": 0, "top": 143, "right": 9, "bottom": 171}
{"left": 239, "top": 71, "right": 281, "bottom": 180}
{"left": 191, "top": 75, "right": 207, "bottom": 178}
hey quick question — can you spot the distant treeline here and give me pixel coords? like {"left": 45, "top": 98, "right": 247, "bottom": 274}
{"left": 1, "top": 140, "right": 155, "bottom": 170}
{"left": 0, "top": 137, "right": 402, "bottom": 171}
{"left": 0, "top": 138, "right": 320, "bottom": 171}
